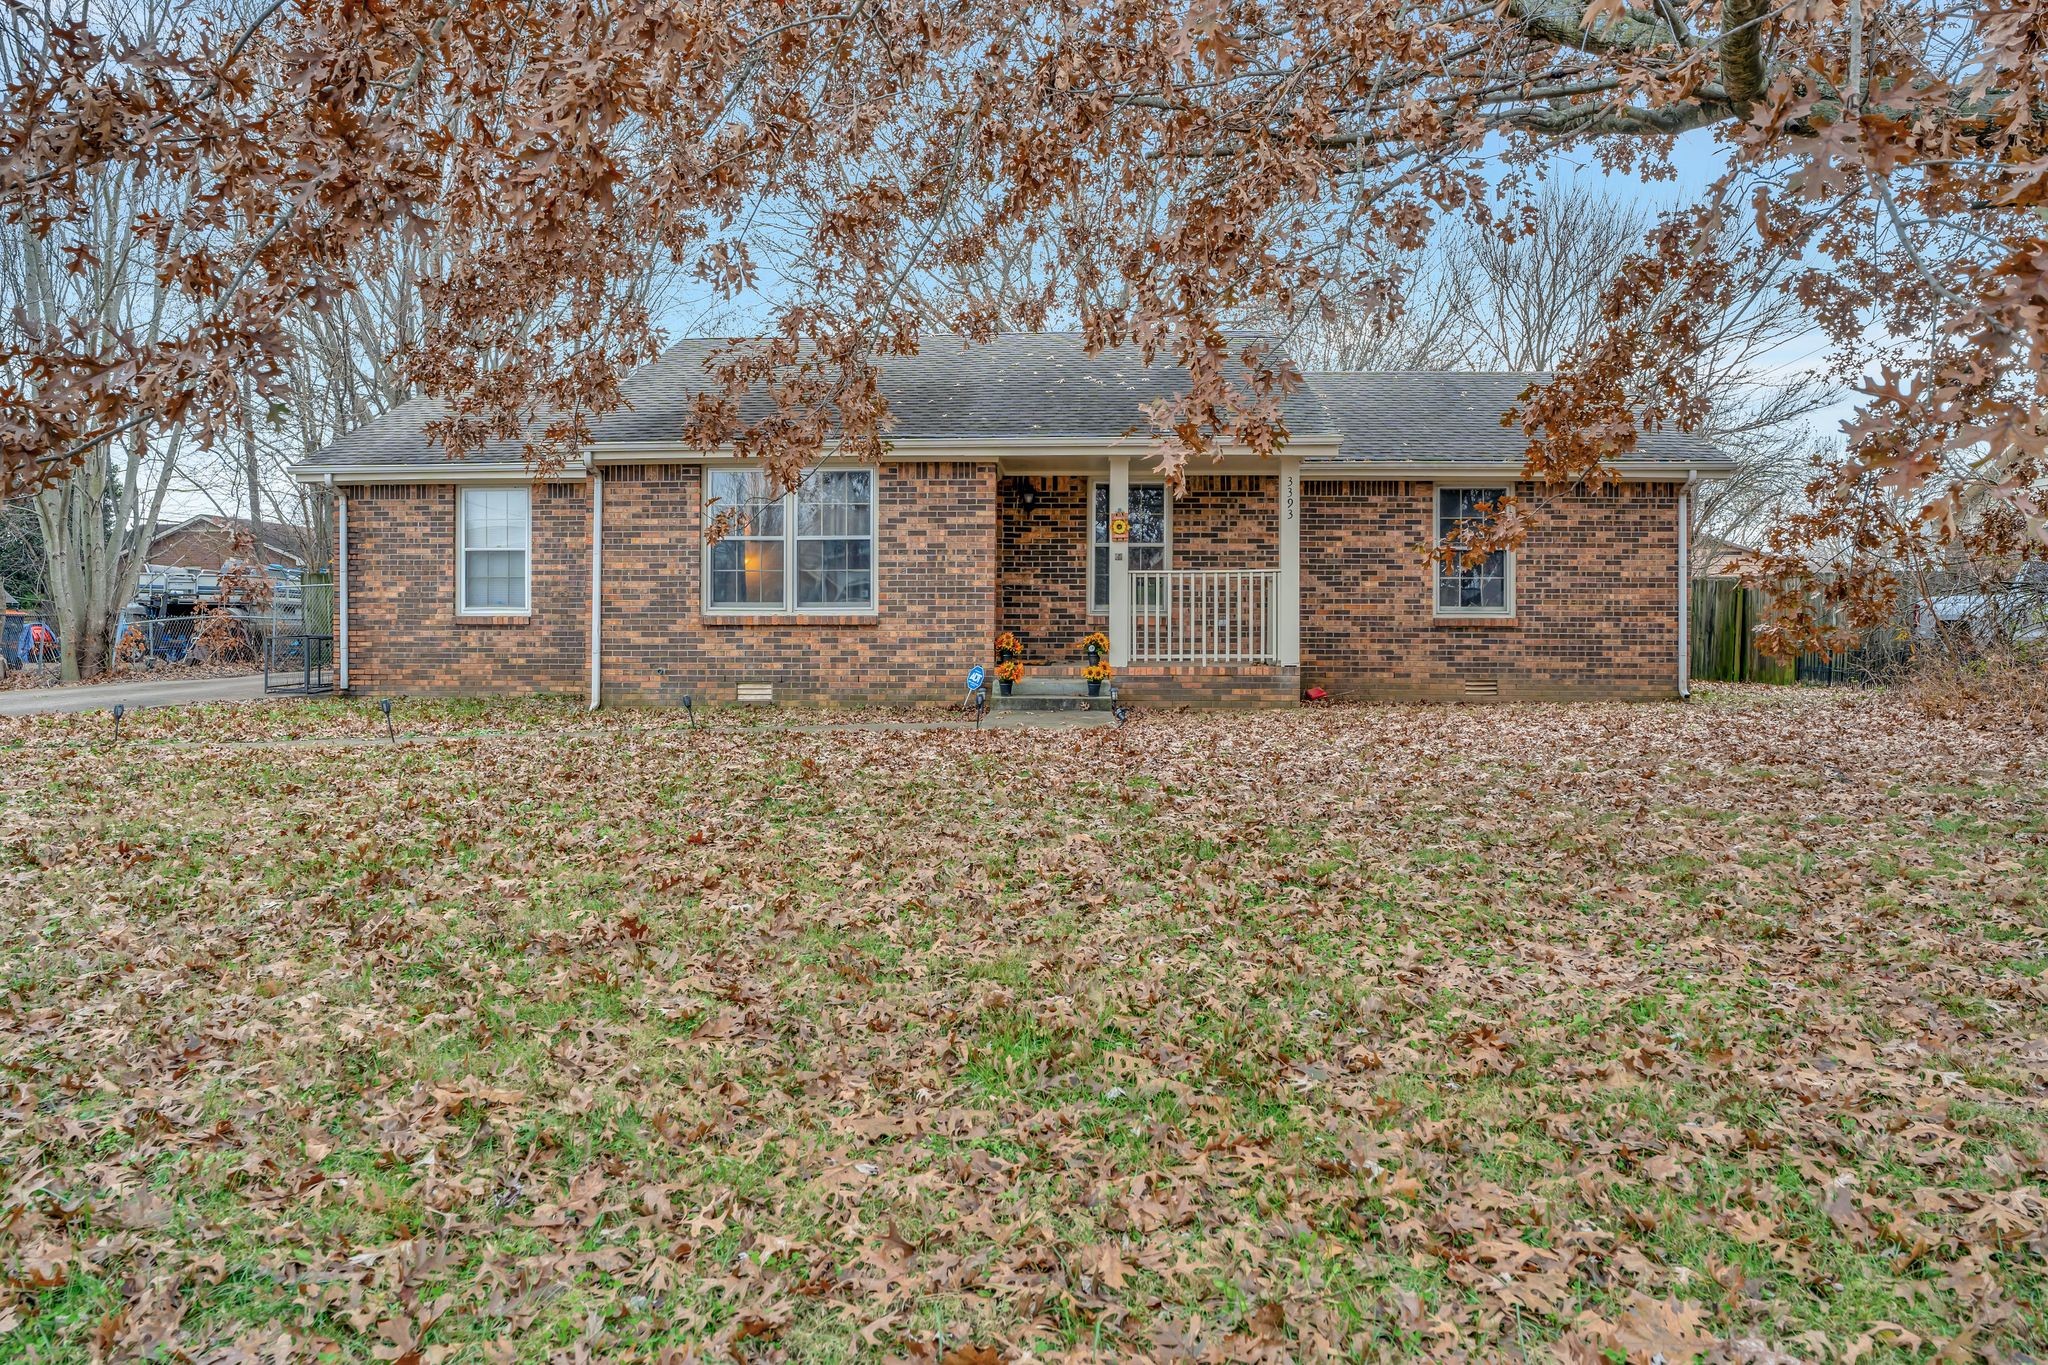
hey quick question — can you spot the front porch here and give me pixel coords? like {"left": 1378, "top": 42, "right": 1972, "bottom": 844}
{"left": 996, "top": 456, "right": 1303, "bottom": 706}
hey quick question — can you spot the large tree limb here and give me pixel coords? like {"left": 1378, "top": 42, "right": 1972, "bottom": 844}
{"left": 1718, "top": 0, "right": 1770, "bottom": 114}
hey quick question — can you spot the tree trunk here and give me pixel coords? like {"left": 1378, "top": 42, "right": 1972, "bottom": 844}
{"left": 242, "top": 373, "right": 264, "bottom": 535}
{"left": 32, "top": 426, "right": 180, "bottom": 683}
{"left": 35, "top": 466, "right": 120, "bottom": 683}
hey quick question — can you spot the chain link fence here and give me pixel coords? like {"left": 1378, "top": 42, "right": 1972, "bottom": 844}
{"left": 3, "top": 565, "right": 336, "bottom": 687}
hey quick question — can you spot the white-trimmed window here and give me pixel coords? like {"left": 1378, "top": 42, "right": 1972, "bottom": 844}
{"left": 457, "top": 486, "right": 531, "bottom": 614}
{"left": 1089, "top": 482, "right": 1169, "bottom": 614}
{"left": 705, "top": 467, "right": 875, "bottom": 613}
{"left": 1434, "top": 485, "right": 1513, "bottom": 616}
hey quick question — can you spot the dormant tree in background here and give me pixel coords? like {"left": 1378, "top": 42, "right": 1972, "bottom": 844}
{"left": 238, "top": 235, "right": 460, "bottom": 577}
{"left": 2, "top": 0, "right": 194, "bottom": 680}
{"left": 3, "top": 0, "right": 2044, "bottom": 653}
{"left": 1446, "top": 190, "right": 1651, "bottom": 375}
{"left": 1280, "top": 186, "right": 1829, "bottom": 546}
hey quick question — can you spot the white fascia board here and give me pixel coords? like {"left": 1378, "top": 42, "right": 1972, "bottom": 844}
{"left": 577, "top": 446, "right": 1351, "bottom": 478}
{"left": 582, "top": 435, "right": 1349, "bottom": 462}
{"left": 576, "top": 441, "right": 1717, "bottom": 477}
{"left": 1302, "top": 459, "right": 1738, "bottom": 479}
{"left": 294, "top": 449, "right": 1730, "bottom": 482}
{"left": 289, "top": 458, "right": 592, "bottom": 485}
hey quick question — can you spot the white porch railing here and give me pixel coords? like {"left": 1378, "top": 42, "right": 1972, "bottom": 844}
{"left": 1129, "top": 568, "right": 1279, "bottom": 664}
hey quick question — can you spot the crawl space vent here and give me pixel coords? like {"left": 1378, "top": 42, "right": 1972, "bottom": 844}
{"left": 735, "top": 682, "right": 775, "bottom": 705}
{"left": 1462, "top": 678, "right": 1500, "bottom": 699}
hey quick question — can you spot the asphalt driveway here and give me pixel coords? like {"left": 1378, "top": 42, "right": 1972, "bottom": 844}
{"left": 0, "top": 673, "right": 273, "bottom": 717}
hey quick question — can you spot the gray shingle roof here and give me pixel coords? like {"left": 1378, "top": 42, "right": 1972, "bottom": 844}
{"left": 301, "top": 334, "right": 1332, "bottom": 469}
{"left": 1302, "top": 370, "right": 1727, "bottom": 467}
{"left": 297, "top": 334, "right": 1727, "bottom": 470}
{"left": 593, "top": 333, "right": 1334, "bottom": 444}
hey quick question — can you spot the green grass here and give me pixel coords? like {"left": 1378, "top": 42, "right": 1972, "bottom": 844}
{"left": 0, "top": 688, "right": 2042, "bottom": 1360}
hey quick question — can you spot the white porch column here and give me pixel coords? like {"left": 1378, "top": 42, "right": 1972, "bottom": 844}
{"left": 1107, "top": 455, "right": 1132, "bottom": 668}
{"left": 1277, "top": 455, "right": 1301, "bottom": 668}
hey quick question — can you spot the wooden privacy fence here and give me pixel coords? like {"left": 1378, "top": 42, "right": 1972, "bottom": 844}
{"left": 1689, "top": 576, "right": 1908, "bottom": 685}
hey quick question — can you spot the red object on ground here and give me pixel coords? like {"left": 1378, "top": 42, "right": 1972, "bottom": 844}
{"left": 1304, "top": 686, "right": 1328, "bottom": 702}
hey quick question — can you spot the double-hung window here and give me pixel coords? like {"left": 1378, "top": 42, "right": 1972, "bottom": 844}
{"left": 705, "top": 467, "right": 875, "bottom": 612}
{"left": 458, "top": 486, "right": 531, "bottom": 614}
{"left": 705, "top": 468, "right": 787, "bottom": 608}
{"left": 1434, "top": 486, "right": 1513, "bottom": 616}
{"left": 1090, "top": 482, "right": 1168, "bottom": 614}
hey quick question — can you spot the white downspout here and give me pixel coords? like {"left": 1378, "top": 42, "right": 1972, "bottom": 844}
{"left": 588, "top": 470, "right": 603, "bottom": 710}
{"left": 1677, "top": 470, "right": 1695, "bottom": 699}
{"left": 332, "top": 475, "right": 349, "bottom": 693}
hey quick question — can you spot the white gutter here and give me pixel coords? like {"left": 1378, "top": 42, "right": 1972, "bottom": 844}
{"left": 588, "top": 471, "right": 603, "bottom": 710}
{"left": 1677, "top": 470, "right": 1696, "bottom": 699}
{"left": 579, "top": 436, "right": 1351, "bottom": 459}
{"left": 332, "top": 476, "right": 349, "bottom": 693}
{"left": 1291, "top": 459, "right": 1741, "bottom": 480}
{"left": 290, "top": 454, "right": 1737, "bottom": 483}
{"left": 288, "top": 457, "right": 592, "bottom": 485}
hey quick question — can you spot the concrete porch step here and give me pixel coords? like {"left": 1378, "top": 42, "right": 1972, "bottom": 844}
{"left": 989, "top": 676, "right": 1118, "bottom": 711}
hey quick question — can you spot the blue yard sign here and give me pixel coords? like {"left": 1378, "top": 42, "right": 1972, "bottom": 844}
{"left": 966, "top": 664, "right": 986, "bottom": 692}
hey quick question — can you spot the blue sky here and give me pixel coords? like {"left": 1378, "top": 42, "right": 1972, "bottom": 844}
{"left": 190, "top": 132, "right": 1851, "bottom": 525}
{"left": 658, "top": 130, "right": 1854, "bottom": 457}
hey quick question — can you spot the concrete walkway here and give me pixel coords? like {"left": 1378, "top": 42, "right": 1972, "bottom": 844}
{"left": 0, "top": 673, "right": 273, "bottom": 717}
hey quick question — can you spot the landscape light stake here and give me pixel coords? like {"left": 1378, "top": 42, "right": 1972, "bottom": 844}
{"left": 110, "top": 703, "right": 124, "bottom": 742}
{"left": 682, "top": 694, "right": 694, "bottom": 727}
{"left": 379, "top": 697, "right": 394, "bottom": 742}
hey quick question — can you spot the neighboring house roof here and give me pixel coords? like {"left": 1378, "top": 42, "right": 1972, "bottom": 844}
{"left": 1693, "top": 533, "right": 1759, "bottom": 575}
{"left": 295, "top": 334, "right": 1733, "bottom": 474}
{"left": 150, "top": 514, "right": 306, "bottom": 566}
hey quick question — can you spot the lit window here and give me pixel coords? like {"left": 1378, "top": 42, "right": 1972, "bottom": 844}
{"left": 458, "top": 486, "right": 530, "bottom": 614}
{"left": 706, "top": 468, "right": 875, "bottom": 612}
{"left": 706, "top": 469, "right": 786, "bottom": 608}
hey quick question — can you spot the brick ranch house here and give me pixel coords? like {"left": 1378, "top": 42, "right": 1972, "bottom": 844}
{"left": 292, "top": 334, "right": 1733, "bottom": 707}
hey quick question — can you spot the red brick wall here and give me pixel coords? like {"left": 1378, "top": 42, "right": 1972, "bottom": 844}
{"left": 150, "top": 524, "right": 305, "bottom": 571}
{"left": 997, "top": 475, "right": 1088, "bottom": 663}
{"left": 149, "top": 526, "right": 238, "bottom": 571}
{"left": 1173, "top": 476, "right": 1277, "bottom": 571}
{"left": 1117, "top": 663, "right": 1297, "bottom": 709}
{"left": 339, "top": 482, "right": 592, "bottom": 696}
{"left": 597, "top": 461, "right": 998, "bottom": 705}
{"left": 339, "top": 469, "right": 1680, "bottom": 706}
{"left": 1301, "top": 479, "right": 1681, "bottom": 702}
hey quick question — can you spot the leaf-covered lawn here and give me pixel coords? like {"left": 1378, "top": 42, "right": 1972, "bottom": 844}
{"left": 2, "top": 689, "right": 2044, "bottom": 1362}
